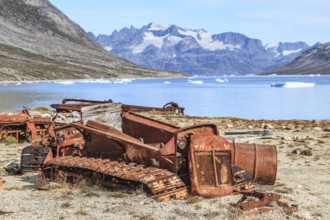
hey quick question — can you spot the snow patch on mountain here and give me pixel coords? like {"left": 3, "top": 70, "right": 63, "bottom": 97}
{"left": 105, "top": 45, "right": 113, "bottom": 51}
{"left": 265, "top": 42, "right": 280, "bottom": 49}
{"left": 282, "top": 48, "right": 302, "bottom": 56}
{"left": 148, "top": 22, "right": 170, "bottom": 31}
{"left": 265, "top": 41, "right": 309, "bottom": 58}
{"left": 175, "top": 29, "right": 241, "bottom": 51}
{"left": 132, "top": 32, "right": 166, "bottom": 54}
{"left": 166, "top": 36, "right": 182, "bottom": 46}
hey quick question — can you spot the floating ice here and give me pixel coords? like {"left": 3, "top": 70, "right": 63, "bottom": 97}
{"left": 188, "top": 80, "right": 203, "bottom": 84}
{"left": 79, "top": 79, "right": 113, "bottom": 84}
{"left": 113, "top": 79, "right": 133, "bottom": 84}
{"left": 271, "top": 82, "right": 315, "bottom": 88}
{"left": 164, "top": 81, "right": 171, "bottom": 84}
{"left": 215, "top": 78, "right": 225, "bottom": 83}
{"left": 55, "top": 81, "right": 75, "bottom": 85}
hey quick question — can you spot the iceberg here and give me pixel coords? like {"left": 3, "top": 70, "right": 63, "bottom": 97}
{"left": 215, "top": 78, "right": 229, "bottom": 83}
{"left": 215, "top": 78, "right": 225, "bottom": 83}
{"left": 79, "top": 79, "right": 113, "bottom": 84}
{"left": 55, "top": 81, "right": 75, "bottom": 85}
{"left": 113, "top": 79, "right": 133, "bottom": 84}
{"left": 188, "top": 80, "right": 203, "bottom": 84}
{"left": 164, "top": 81, "right": 171, "bottom": 84}
{"left": 270, "top": 82, "right": 315, "bottom": 88}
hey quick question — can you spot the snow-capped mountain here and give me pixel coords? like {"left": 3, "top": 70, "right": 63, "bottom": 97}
{"left": 262, "top": 42, "right": 330, "bottom": 75}
{"left": 88, "top": 22, "right": 311, "bottom": 75}
{"left": 265, "top": 42, "right": 310, "bottom": 62}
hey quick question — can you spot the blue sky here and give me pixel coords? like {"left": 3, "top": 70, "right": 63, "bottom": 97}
{"left": 49, "top": 0, "right": 330, "bottom": 45}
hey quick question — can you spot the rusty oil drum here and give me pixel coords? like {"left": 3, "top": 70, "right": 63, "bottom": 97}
{"left": 230, "top": 142, "right": 277, "bottom": 185}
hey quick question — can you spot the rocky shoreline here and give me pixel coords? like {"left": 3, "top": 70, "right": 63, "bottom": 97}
{"left": 0, "top": 110, "right": 330, "bottom": 219}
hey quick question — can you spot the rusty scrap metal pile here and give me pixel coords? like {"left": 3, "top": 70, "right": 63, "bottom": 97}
{"left": 0, "top": 98, "right": 297, "bottom": 215}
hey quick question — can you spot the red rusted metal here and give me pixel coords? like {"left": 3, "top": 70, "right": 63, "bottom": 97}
{"left": 235, "top": 191, "right": 298, "bottom": 214}
{"left": 122, "top": 112, "right": 179, "bottom": 145}
{"left": 61, "top": 98, "right": 113, "bottom": 104}
{"left": 12, "top": 100, "right": 287, "bottom": 213}
{"left": 42, "top": 113, "right": 273, "bottom": 203}
{"left": 188, "top": 133, "right": 234, "bottom": 197}
{"left": 236, "top": 191, "right": 282, "bottom": 210}
{"left": 231, "top": 141, "right": 277, "bottom": 185}
{"left": 50, "top": 98, "right": 113, "bottom": 112}
{"left": 162, "top": 102, "right": 184, "bottom": 115}
{"left": 122, "top": 102, "right": 184, "bottom": 115}
{"left": 0, "top": 110, "right": 51, "bottom": 144}
{"left": 54, "top": 98, "right": 183, "bottom": 115}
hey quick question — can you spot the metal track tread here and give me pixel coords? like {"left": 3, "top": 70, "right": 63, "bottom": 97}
{"left": 44, "top": 156, "right": 188, "bottom": 201}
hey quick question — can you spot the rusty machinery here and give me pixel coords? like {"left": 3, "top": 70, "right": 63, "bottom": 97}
{"left": 36, "top": 102, "right": 297, "bottom": 214}
{"left": 19, "top": 99, "right": 115, "bottom": 173}
{"left": 0, "top": 108, "right": 51, "bottom": 144}
{"left": 20, "top": 99, "right": 184, "bottom": 173}
{"left": 7, "top": 99, "right": 295, "bottom": 214}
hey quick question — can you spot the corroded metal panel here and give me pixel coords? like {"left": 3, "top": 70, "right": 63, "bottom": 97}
{"left": 231, "top": 142, "right": 277, "bottom": 185}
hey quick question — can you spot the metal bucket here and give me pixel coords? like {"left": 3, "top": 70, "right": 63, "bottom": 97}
{"left": 231, "top": 142, "right": 277, "bottom": 185}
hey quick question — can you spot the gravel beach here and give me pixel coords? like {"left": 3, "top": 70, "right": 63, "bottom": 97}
{"left": 1, "top": 112, "right": 330, "bottom": 220}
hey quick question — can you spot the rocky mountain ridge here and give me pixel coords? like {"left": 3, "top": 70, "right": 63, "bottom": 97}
{"left": 0, "top": 0, "right": 183, "bottom": 82}
{"left": 89, "top": 22, "right": 312, "bottom": 76}
{"left": 262, "top": 42, "right": 330, "bottom": 75}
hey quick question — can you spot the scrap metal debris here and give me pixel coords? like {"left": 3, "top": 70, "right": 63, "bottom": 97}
{"left": 4, "top": 162, "right": 21, "bottom": 175}
{"left": 1, "top": 98, "right": 297, "bottom": 215}
{"left": 0, "top": 210, "right": 14, "bottom": 215}
{"left": 225, "top": 129, "right": 273, "bottom": 136}
{"left": 292, "top": 148, "right": 313, "bottom": 156}
{"left": 0, "top": 108, "right": 51, "bottom": 144}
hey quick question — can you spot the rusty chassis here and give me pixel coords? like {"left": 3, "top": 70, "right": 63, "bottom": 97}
{"left": 0, "top": 98, "right": 297, "bottom": 215}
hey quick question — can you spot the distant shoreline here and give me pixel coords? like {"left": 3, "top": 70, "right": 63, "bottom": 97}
{"left": 0, "top": 76, "right": 189, "bottom": 84}
{"left": 2, "top": 74, "right": 330, "bottom": 84}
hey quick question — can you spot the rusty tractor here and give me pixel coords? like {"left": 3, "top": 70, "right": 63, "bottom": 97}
{"left": 25, "top": 101, "right": 296, "bottom": 214}
{"left": 20, "top": 99, "right": 184, "bottom": 173}
{"left": 0, "top": 108, "right": 51, "bottom": 144}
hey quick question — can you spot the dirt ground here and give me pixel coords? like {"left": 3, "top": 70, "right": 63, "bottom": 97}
{"left": 1, "top": 112, "right": 330, "bottom": 220}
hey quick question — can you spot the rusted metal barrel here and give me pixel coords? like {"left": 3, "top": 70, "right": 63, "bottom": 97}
{"left": 230, "top": 142, "right": 277, "bottom": 185}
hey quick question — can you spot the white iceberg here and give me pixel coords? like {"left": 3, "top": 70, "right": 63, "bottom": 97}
{"left": 215, "top": 78, "right": 229, "bottom": 83}
{"left": 271, "top": 82, "right": 315, "bottom": 88}
{"left": 215, "top": 78, "right": 225, "bottom": 83}
{"left": 113, "top": 79, "right": 133, "bottom": 84}
{"left": 79, "top": 79, "right": 113, "bottom": 84}
{"left": 188, "top": 80, "right": 203, "bottom": 84}
{"left": 164, "top": 81, "right": 171, "bottom": 84}
{"left": 55, "top": 81, "right": 75, "bottom": 85}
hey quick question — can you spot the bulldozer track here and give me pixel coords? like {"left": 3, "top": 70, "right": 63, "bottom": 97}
{"left": 44, "top": 156, "right": 188, "bottom": 201}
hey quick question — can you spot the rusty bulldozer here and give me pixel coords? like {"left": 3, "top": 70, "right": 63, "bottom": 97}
{"left": 0, "top": 108, "right": 51, "bottom": 144}
{"left": 15, "top": 99, "right": 295, "bottom": 214}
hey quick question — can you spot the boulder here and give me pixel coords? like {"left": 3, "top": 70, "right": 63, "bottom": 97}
{"left": 4, "top": 162, "right": 21, "bottom": 175}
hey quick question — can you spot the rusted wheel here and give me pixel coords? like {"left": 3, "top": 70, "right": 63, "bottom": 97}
{"left": 162, "top": 102, "right": 184, "bottom": 115}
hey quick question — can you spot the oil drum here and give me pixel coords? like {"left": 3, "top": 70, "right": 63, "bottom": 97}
{"left": 230, "top": 142, "right": 277, "bottom": 185}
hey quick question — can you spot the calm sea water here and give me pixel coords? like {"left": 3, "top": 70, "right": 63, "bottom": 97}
{"left": 0, "top": 75, "right": 329, "bottom": 120}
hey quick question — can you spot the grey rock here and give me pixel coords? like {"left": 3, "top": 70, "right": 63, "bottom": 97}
{"left": 292, "top": 148, "right": 313, "bottom": 156}
{"left": 4, "top": 162, "right": 21, "bottom": 175}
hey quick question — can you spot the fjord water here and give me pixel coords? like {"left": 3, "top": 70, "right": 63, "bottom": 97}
{"left": 0, "top": 76, "right": 329, "bottom": 120}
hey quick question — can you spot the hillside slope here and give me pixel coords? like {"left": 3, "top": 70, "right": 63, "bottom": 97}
{"left": 262, "top": 42, "right": 330, "bottom": 75}
{"left": 0, "top": 0, "right": 183, "bottom": 81}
